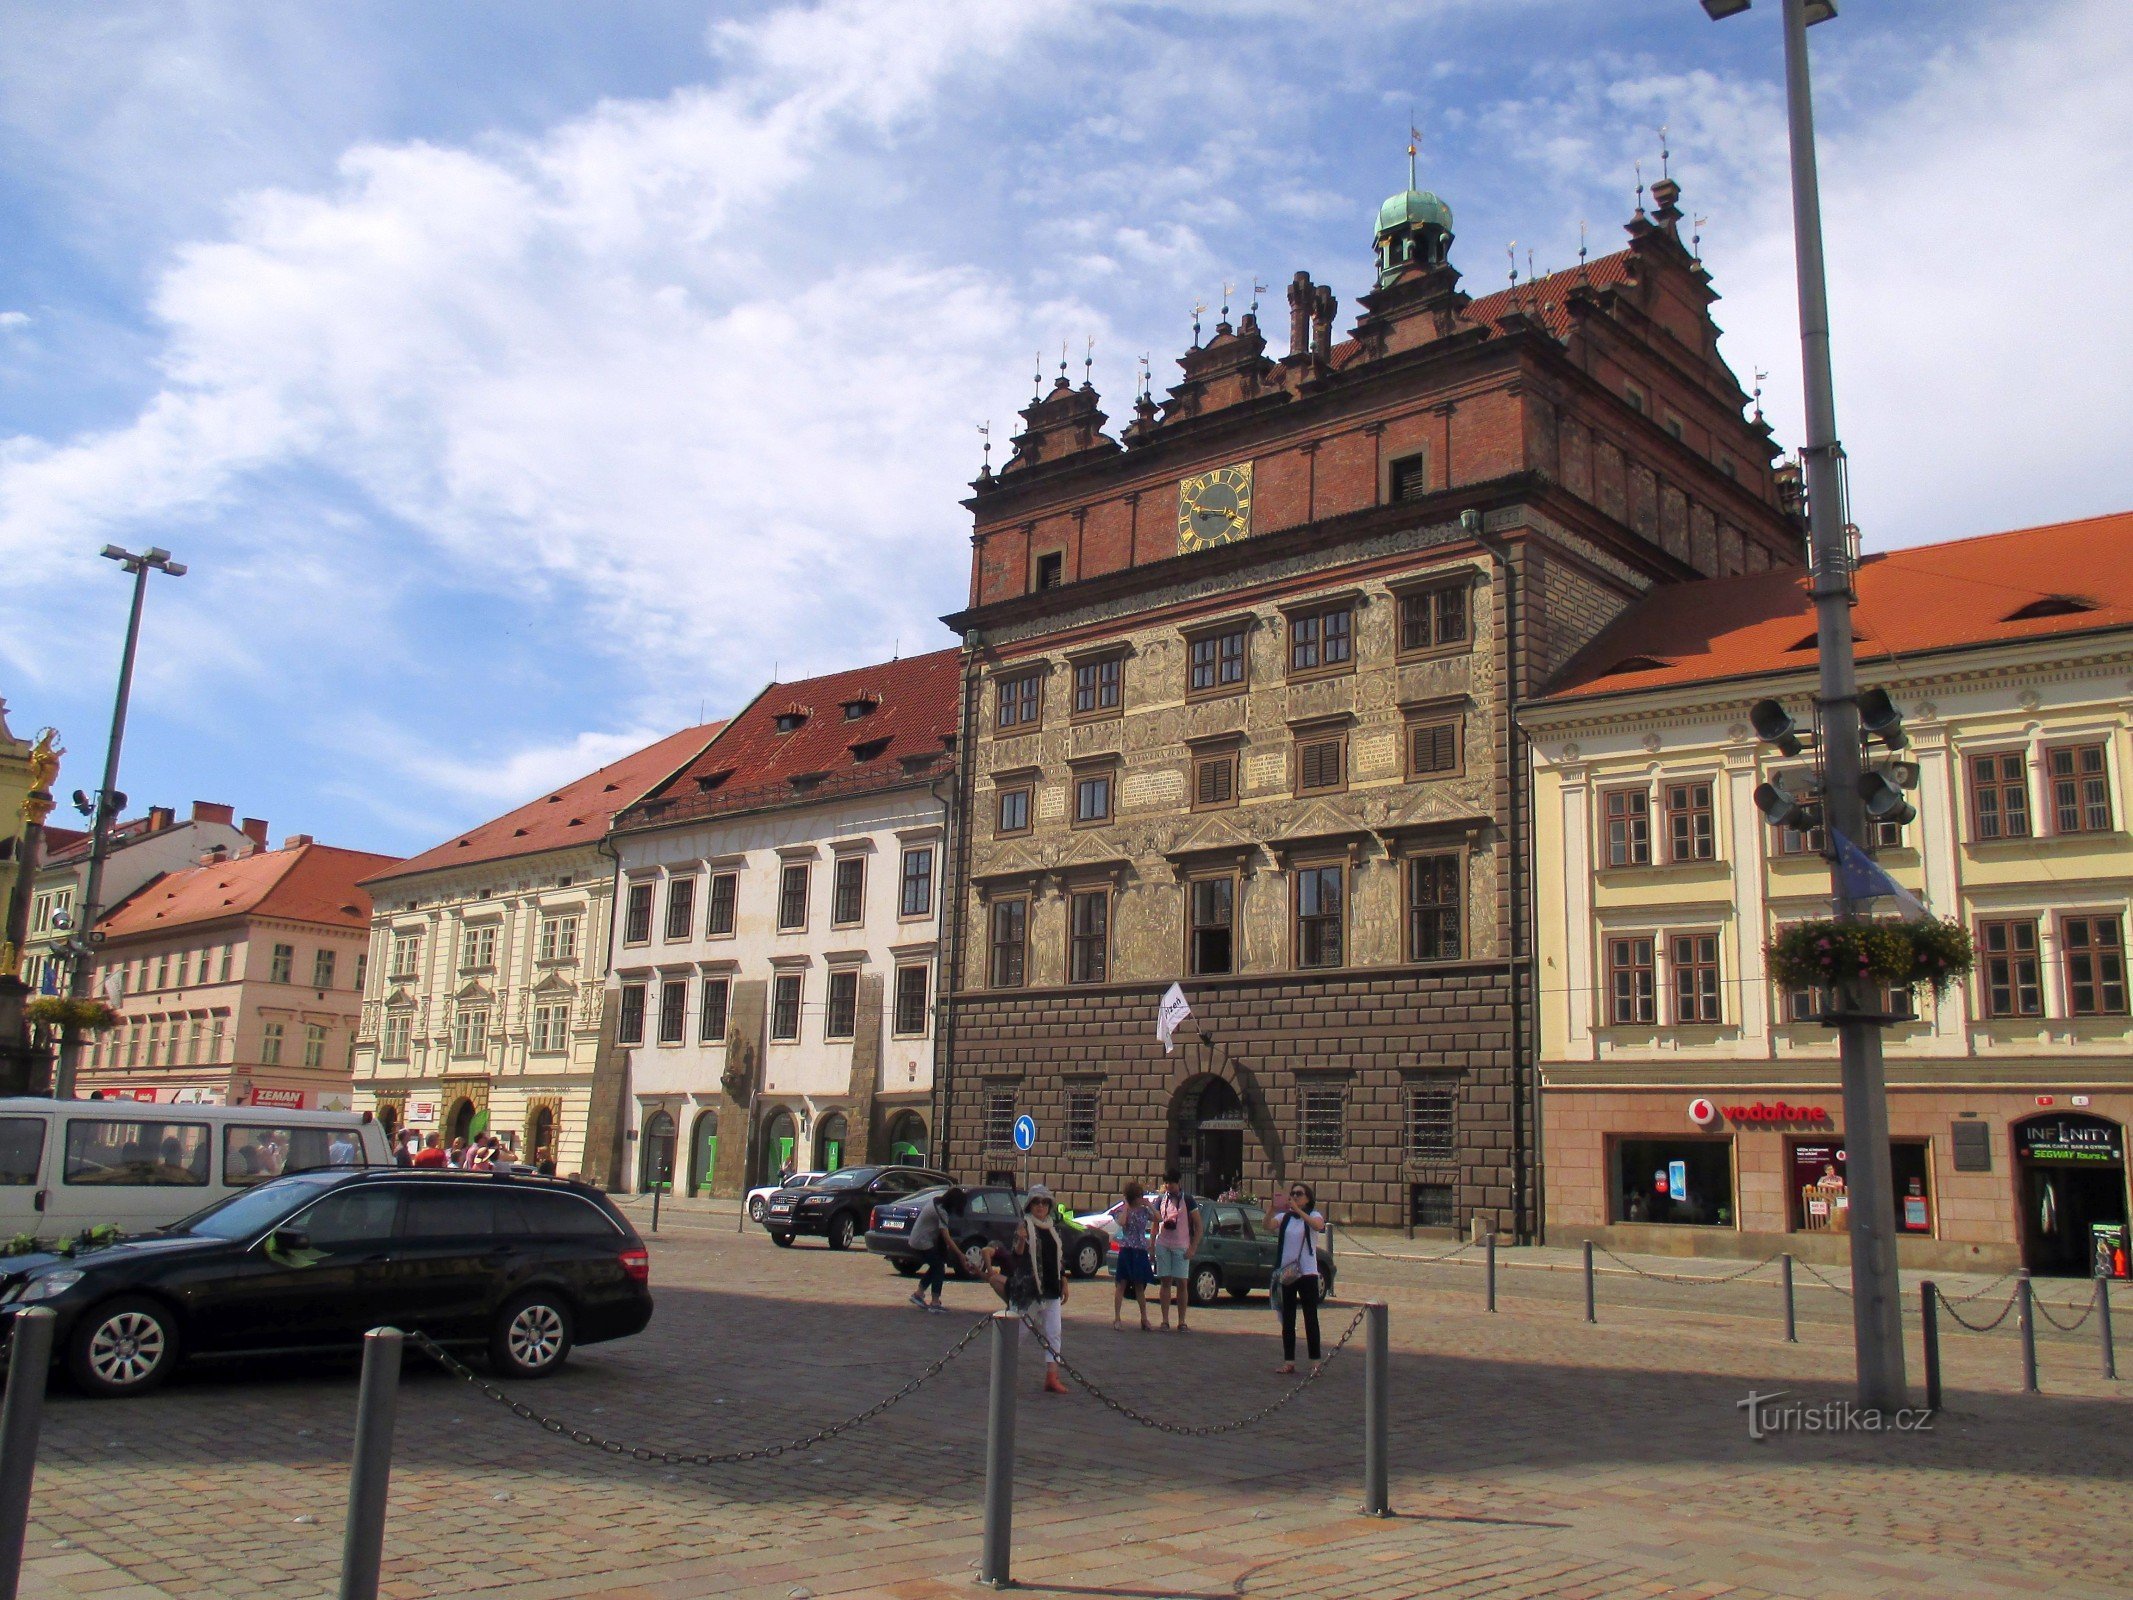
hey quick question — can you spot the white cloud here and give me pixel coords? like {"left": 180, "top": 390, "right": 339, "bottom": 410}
{"left": 0, "top": 311, "right": 28, "bottom": 331}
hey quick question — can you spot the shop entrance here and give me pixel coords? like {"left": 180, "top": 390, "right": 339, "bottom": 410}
{"left": 689, "top": 1108, "right": 719, "bottom": 1196}
{"left": 1174, "top": 1077, "right": 1245, "bottom": 1199}
{"left": 2015, "top": 1114, "right": 2127, "bottom": 1276}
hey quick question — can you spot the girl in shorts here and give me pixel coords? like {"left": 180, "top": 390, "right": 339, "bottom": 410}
{"left": 1104, "top": 1182, "right": 1156, "bottom": 1330}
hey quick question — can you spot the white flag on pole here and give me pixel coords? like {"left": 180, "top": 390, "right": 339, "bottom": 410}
{"left": 1156, "top": 982, "right": 1191, "bottom": 1054}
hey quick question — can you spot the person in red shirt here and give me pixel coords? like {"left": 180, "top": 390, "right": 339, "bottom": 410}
{"left": 412, "top": 1134, "right": 448, "bottom": 1169}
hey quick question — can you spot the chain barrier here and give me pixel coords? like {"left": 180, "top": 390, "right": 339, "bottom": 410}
{"left": 1597, "top": 1247, "right": 1778, "bottom": 1287}
{"left": 2033, "top": 1294, "right": 2097, "bottom": 1333}
{"left": 1013, "top": 1304, "right": 1368, "bottom": 1436}
{"left": 404, "top": 1319, "right": 989, "bottom": 1465}
{"left": 1336, "top": 1231, "right": 1475, "bottom": 1266}
{"left": 1794, "top": 1258, "right": 1854, "bottom": 1299}
{"left": 1937, "top": 1269, "right": 2016, "bottom": 1307}
{"left": 1934, "top": 1286, "right": 2020, "bottom": 1335}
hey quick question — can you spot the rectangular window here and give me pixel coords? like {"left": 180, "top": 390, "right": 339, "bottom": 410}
{"left": 2048, "top": 744, "right": 2113, "bottom": 834}
{"left": 210, "top": 1015, "right": 226, "bottom": 1061}
{"left": 831, "top": 856, "right": 866, "bottom": 926}
{"left": 1388, "top": 452, "right": 1429, "bottom": 503}
{"left": 825, "top": 970, "right": 858, "bottom": 1040}
{"left": 996, "top": 785, "right": 1032, "bottom": 835}
{"left": 538, "top": 915, "right": 580, "bottom": 962}
{"left": 1968, "top": 752, "right": 2031, "bottom": 840}
{"left": 1066, "top": 1086, "right": 1099, "bottom": 1153}
{"left": 893, "top": 964, "right": 929, "bottom": 1035}
{"left": 1607, "top": 936, "right": 1656, "bottom": 1025}
{"left": 1407, "top": 718, "right": 1460, "bottom": 780}
{"left": 1300, "top": 1085, "right": 1345, "bottom": 1160}
{"left": 1192, "top": 749, "right": 1238, "bottom": 810}
{"left": 312, "top": 949, "right": 336, "bottom": 989}
{"left": 460, "top": 925, "right": 496, "bottom": 969}
{"left": 270, "top": 943, "right": 294, "bottom": 984}
{"left": 176, "top": 949, "right": 192, "bottom": 988}
{"left": 1034, "top": 551, "right": 1063, "bottom": 590}
{"left": 657, "top": 978, "right": 687, "bottom": 1045}
{"left": 219, "top": 944, "right": 234, "bottom": 982}
{"left": 705, "top": 872, "right": 738, "bottom": 936}
{"left": 623, "top": 882, "right": 654, "bottom": 944}
{"left": 1406, "top": 854, "right": 1462, "bottom": 963}
{"left": 617, "top": 982, "right": 646, "bottom": 1046}
{"left": 1189, "top": 876, "right": 1235, "bottom": 976}
{"left": 1068, "top": 889, "right": 1109, "bottom": 984}
{"left": 1072, "top": 656, "right": 1122, "bottom": 716}
{"left": 995, "top": 671, "right": 1043, "bottom": 732}
{"left": 1603, "top": 789, "right": 1651, "bottom": 867}
{"left": 1295, "top": 864, "right": 1344, "bottom": 969}
{"left": 353, "top": 953, "right": 367, "bottom": 993}
{"left": 1295, "top": 733, "right": 1346, "bottom": 796}
{"left": 390, "top": 932, "right": 421, "bottom": 978}
{"left": 452, "top": 1008, "right": 489, "bottom": 1057}
{"left": 985, "top": 1090, "right": 1017, "bottom": 1150}
{"left": 777, "top": 863, "right": 810, "bottom": 931}
{"left": 1288, "top": 605, "right": 1353, "bottom": 675}
{"left": 699, "top": 976, "right": 730, "bottom": 1043}
{"left": 1665, "top": 781, "right": 1715, "bottom": 863}
{"left": 186, "top": 1019, "right": 203, "bottom": 1065}
{"left": 900, "top": 846, "right": 935, "bottom": 918}
{"left": 303, "top": 1024, "right": 326, "bottom": 1069}
{"left": 1977, "top": 918, "right": 2042, "bottom": 1017}
{"left": 1074, "top": 772, "right": 1114, "bottom": 825}
{"left": 531, "top": 1002, "right": 568, "bottom": 1052}
{"left": 1670, "top": 930, "right": 1721, "bottom": 1024}
{"left": 1188, "top": 626, "right": 1248, "bottom": 695}
{"left": 382, "top": 1013, "right": 411, "bottom": 1061}
{"left": 1398, "top": 583, "right": 1469, "bottom": 654}
{"left": 665, "top": 876, "right": 697, "bottom": 941}
{"left": 990, "top": 898, "right": 1028, "bottom": 988}
{"left": 126, "top": 1025, "right": 141, "bottom": 1067}
{"left": 1407, "top": 1075, "right": 1458, "bottom": 1161}
{"left": 1611, "top": 1137, "right": 1734, "bottom": 1227}
{"left": 62, "top": 1121, "right": 208, "bottom": 1187}
{"left": 771, "top": 974, "right": 803, "bottom": 1041}
{"left": 261, "top": 1021, "right": 284, "bottom": 1065}
{"left": 2063, "top": 915, "right": 2127, "bottom": 1016}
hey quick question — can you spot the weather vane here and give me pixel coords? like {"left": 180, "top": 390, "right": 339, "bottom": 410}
{"left": 1752, "top": 368, "right": 1768, "bottom": 424}
{"left": 1137, "top": 353, "right": 1150, "bottom": 399}
{"left": 1692, "top": 214, "right": 1707, "bottom": 259}
{"left": 978, "top": 420, "right": 991, "bottom": 471}
{"left": 1220, "top": 279, "right": 1234, "bottom": 321}
{"left": 1083, "top": 334, "right": 1095, "bottom": 387}
{"left": 1579, "top": 219, "right": 1589, "bottom": 268}
{"left": 1658, "top": 124, "right": 1671, "bottom": 181}
{"left": 1506, "top": 241, "right": 1518, "bottom": 286}
{"left": 1191, "top": 299, "right": 1205, "bottom": 344}
{"left": 1250, "top": 277, "right": 1266, "bottom": 315}
{"left": 1635, "top": 160, "right": 1646, "bottom": 216}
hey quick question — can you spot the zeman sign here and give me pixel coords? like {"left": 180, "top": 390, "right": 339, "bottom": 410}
{"left": 2018, "top": 1115, "right": 2124, "bottom": 1164}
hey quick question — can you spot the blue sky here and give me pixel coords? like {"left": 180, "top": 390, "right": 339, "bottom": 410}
{"left": 2, "top": 0, "right": 2127, "bottom": 858}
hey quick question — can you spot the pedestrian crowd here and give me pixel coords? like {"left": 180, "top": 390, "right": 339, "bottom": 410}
{"left": 391, "top": 1127, "right": 560, "bottom": 1176}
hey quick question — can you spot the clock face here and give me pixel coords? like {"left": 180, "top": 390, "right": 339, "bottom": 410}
{"left": 1177, "top": 462, "right": 1254, "bottom": 554}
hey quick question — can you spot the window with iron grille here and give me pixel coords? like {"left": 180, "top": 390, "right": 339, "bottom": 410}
{"left": 1300, "top": 1085, "right": 1345, "bottom": 1159}
{"left": 658, "top": 978, "right": 687, "bottom": 1045}
{"left": 617, "top": 983, "right": 646, "bottom": 1046}
{"left": 1188, "top": 627, "right": 1248, "bottom": 695}
{"left": 623, "top": 882, "right": 654, "bottom": 944}
{"left": 1073, "top": 656, "right": 1123, "bottom": 716}
{"left": 1407, "top": 854, "right": 1461, "bottom": 962}
{"left": 990, "top": 898, "right": 1027, "bottom": 988}
{"left": 1670, "top": 930, "right": 1721, "bottom": 1024}
{"left": 2062, "top": 915, "right": 2126, "bottom": 1016}
{"left": 831, "top": 856, "right": 866, "bottom": 926}
{"left": 1409, "top": 1183, "right": 1457, "bottom": 1229}
{"left": 706, "top": 872, "right": 737, "bottom": 936}
{"left": 1665, "top": 781, "right": 1715, "bottom": 862}
{"left": 1407, "top": 1076, "right": 1458, "bottom": 1161}
{"left": 1408, "top": 718, "right": 1460, "bottom": 779}
{"left": 1066, "top": 1086, "right": 1099, "bottom": 1153}
{"left": 995, "top": 671, "right": 1043, "bottom": 732}
{"left": 1977, "top": 918, "right": 2041, "bottom": 1017}
{"left": 1074, "top": 772, "right": 1114, "bottom": 825}
{"left": 1295, "top": 864, "right": 1344, "bottom": 969}
{"left": 1288, "top": 606, "right": 1353, "bottom": 675}
{"left": 771, "top": 973, "right": 803, "bottom": 1040}
{"left": 825, "top": 969, "right": 858, "bottom": 1040}
{"left": 777, "top": 863, "right": 810, "bottom": 931}
{"left": 1192, "top": 750, "right": 1237, "bottom": 810}
{"left": 1069, "top": 889, "right": 1109, "bottom": 984}
{"left": 1189, "top": 876, "right": 1235, "bottom": 975}
{"left": 1388, "top": 452, "right": 1429, "bottom": 503}
{"left": 1603, "top": 789, "right": 1650, "bottom": 866}
{"left": 985, "top": 1090, "right": 1018, "bottom": 1150}
{"left": 2047, "top": 744, "right": 2112, "bottom": 834}
{"left": 270, "top": 943, "right": 295, "bottom": 984}
{"left": 699, "top": 976, "right": 730, "bottom": 1043}
{"left": 893, "top": 964, "right": 928, "bottom": 1035}
{"left": 900, "top": 847, "right": 935, "bottom": 918}
{"left": 1295, "top": 734, "right": 1346, "bottom": 796}
{"left": 1967, "top": 752, "right": 2031, "bottom": 840}
{"left": 996, "top": 786, "right": 1031, "bottom": 834}
{"left": 1607, "top": 936, "right": 1655, "bottom": 1024}
{"left": 1398, "top": 583, "right": 1468, "bottom": 653}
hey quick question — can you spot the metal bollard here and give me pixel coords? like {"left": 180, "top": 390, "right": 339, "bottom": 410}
{"left": 1781, "top": 1253, "right": 1797, "bottom": 1343}
{"left": 0, "top": 1309, "right": 57, "bottom": 1600}
{"left": 978, "top": 1311, "right": 1019, "bottom": 1590}
{"left": 1920, "top": 1283, "right": 1941, "bottom": 1414}
{"left": 2099, "top": 1278, "right": 2117, "bottom": 1382}
{"left": 1362, "top": 1302, "right": 1390, "bottom": 1517}
{"left": 337, "top": 1327, "right": 404, "bottom": 1600}
{"left": 650, "top": 1181, "right": 663, "bottom": 1235}
{"left": 1485, "top": 1231, "right": 1497, "bottom": 1313}
{"left": 1582, "top": 1240, "right": 1596, "bottom": 1323}
{"left": 2017, "top": 1270, "right": 2037, "bottom": 1394}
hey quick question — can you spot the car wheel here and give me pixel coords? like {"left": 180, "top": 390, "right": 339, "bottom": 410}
{"left": 1225, "top": 1283, "right": 1254, "bottom": 1301}
{"left": 749, "top": 1195, "right": 767, "bottom": 1222}
{"left": 953, "top": 1237, "right": 987, "bottom": 1279}
{"left": 826, "top": 1212, "right": 858, "bottom": 1251}
{"left": 68, "top": 1296, "right": 177, "bottom": 1398}
{"left": 490, "top": 1291, "right": 575, "bottom": 1379}
{"left": 1072, "top": 1237, "right": 1105, "bottom": 1280}
{"left": 892, "top": 1258, "right": 921, "bottom": 1277}
{"left": 1189, "top": 1264, "right": 1222, "bottom": 1308}
{"left": 770, "top": 1230, "right": 795, "bottom": 1248}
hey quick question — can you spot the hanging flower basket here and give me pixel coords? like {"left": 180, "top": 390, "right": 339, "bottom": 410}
{"left": 1767, "top": 918, "right": 1973, "bottom": 995}
{"left": 24, "top": 996, "right": 123, "bottom": 1031}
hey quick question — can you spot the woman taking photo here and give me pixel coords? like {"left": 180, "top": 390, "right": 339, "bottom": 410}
{"left": 1007, "top": 1185, "right": 1072, "bottom": 1394}
{"left": 1265, "top": 1182, "right": 1326, "bottom": 1374}
{"left": 1103, "top": 1182, "right": 1156, "bottom": 1331}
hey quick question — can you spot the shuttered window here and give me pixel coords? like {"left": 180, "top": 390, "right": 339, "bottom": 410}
{"left": 1296, "top": 735, "right": 1345, "bottom": 795}
{"left": 1408, "top": 719, "right": 1459, "bottom": 778}
{"left": 1193, "top": 750, "right": 1237, "bottom": 809}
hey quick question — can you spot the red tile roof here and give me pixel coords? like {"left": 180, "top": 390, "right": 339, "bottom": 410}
{"left": 620, "top": 649, "right": 963, "bottom": 831}
{"left": 1327, "top": 249, "right": 1640, "bottom": 370}
{"left": 1538, "top": 510, "right": 2133, "bottom": 704}
{"left": 98, "top": 842, "right": 400, "bottom": 939}
{"left": 371, "top": 722, "right": 726, "bottom": 884}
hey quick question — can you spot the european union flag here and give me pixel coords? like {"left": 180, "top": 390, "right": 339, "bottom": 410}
{"left": 1831, "top": 828, "right": 1928, "bottom": 920}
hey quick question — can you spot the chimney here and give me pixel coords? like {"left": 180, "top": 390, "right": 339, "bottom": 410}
{"left": 200, "top": 844, "right": 230, "bottom": 866}
{"left": 191, "top": 801, "right": 234, "bottom": 825}
{"left": 240, "top": 817, "right": 269, "bottom": 851}
{"left": 282, "top": 833, "right": 314, "bottom": 850}
{"left": 1287, "top": 272, "right": 1313, "bottom": 360}
{"left": 147, "top": 805, "right": 175, "bottom": 832}
{"left": 1310, "top": 285, "right": 1336, "bottom": 366}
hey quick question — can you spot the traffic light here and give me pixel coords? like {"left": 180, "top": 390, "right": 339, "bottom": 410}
{"left": 1750, "top": 699, "right": 1804, "bottom": 758}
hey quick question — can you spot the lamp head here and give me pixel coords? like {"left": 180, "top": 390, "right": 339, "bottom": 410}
{"left": 1858, "top": 770, "right": 1918, "bottom": 827}
{"left": 1857, "top": 686, "right": 1908, "bottom": 749}
{"left": 99, "top": 544, "right": 128, "bottom": 563}
{"left": 1699, "top": 0, "right": 1752, "bottom": 15}
{"left": 1749, "top": 698, "right": 1804, "bottom": 758}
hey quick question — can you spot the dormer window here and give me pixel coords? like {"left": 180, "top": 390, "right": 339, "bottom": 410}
{"left": 843, "top": 697, "right": 878, "bottom": 720}
{"left": 775, "top": 711, "right": 808, "bottom": 734}
{"left": 695, "top": 771, "right": 732, "bottom": 792}
{"left": 852, "top": 738, "right": 890, "bottom": 763}
{"left": 2004, "top": 595, "right": 2098, "bottom": 622}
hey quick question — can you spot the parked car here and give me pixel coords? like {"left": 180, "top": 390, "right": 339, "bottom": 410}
{"left": 0, "top": 1168, "right": 652, "bottom": 1398}
{"left": 746, "top": 1170, "right": 827, "bottom": 1223}
{"left": 867, "top": 1186, "right": 1107, "bottom": 1280}
{"left": 764, "top": 1164, "right": 952, "bottom": 1250}
{"left": 1074, "top": 1196, "right": 1335, "bottom": 1306}
{"left": 0, "top": 1096, "right": 393, "bottom": 1239}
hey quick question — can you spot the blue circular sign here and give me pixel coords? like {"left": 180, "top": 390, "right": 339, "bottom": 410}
{"left": 1012, "top": 1114, "right": 1036, "bottom": 1152}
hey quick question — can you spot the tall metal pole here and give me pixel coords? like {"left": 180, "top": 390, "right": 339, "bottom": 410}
{"left": 1779, "top": 0, "right": 1906, "bottom": 1414}
{"left": 0, "top": 1309, "right": 57, "bottom": 1600}
{"left": 53, "top": 558, "right": 154, "bottom": 1101}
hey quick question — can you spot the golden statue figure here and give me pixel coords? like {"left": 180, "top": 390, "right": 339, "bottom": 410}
{"left": 20, "top": 727, "right": 61, "bottom": 827}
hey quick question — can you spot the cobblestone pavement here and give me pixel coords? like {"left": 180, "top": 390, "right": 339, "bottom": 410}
{"left": 15, "top": 1213, "right": 2131, "bottom": 1600}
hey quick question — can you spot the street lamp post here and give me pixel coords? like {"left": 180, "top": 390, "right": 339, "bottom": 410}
{"left": 51, "top": 544, "right": 186, "bottom": 1101}
{"left": 1700, "top": 0, "right": 1906, "bottom": 1412}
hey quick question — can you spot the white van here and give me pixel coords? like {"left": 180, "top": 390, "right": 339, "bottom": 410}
{"left": 0, "top": 1097, "right": 394, "bottom": 1239}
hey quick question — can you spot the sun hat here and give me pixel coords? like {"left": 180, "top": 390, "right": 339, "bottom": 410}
{"left": 1023, "top": 1184, "right": 1055, "bottom": 1210}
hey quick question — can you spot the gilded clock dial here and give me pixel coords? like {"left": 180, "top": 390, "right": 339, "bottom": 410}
{"left": 1177, "top": 462, "right": 1254, "bottom": 554}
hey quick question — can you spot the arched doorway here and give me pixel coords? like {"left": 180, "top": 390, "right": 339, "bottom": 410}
{"left": 1171, "top": 1076, "right": 1245, "bottom": 1199}
{"left": 526, "top": 1104, "right": 556, "bottom": 1165}
{"left": 815, "top": 1111, "right": 848, "bottom": 1172}
{"left": 377, "top": 1103, "right": 399, "bottom": 1140}
{"left": 759, "top": 1107, "right": 798, "bottom": 1185}
{"left": 641, "top": 1109, "right": 676, "bottom": 1192}
{"left": 689, "top": 1108, "right": 720, "bottom": 1196}
{"left": 2014, "top": 1113, "right": 2127, "bottom": 1276}
{"left": 448, "top": 1098, "right": 477, "bottom": 1145}
{"left": 885, "top": 1110, "right": 928, "bottom": 1164}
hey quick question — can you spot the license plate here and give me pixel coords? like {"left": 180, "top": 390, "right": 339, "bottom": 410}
{"left": 882, "top": 1219, "right": 909, "bottom": 1231}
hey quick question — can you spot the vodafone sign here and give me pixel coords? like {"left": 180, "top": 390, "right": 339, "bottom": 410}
{"left": 1688, "top": 1097, "right": 1718, "bottom": 1128}
{"left": 1689, "top": 1096, "right": 1830, "bottom": 1128}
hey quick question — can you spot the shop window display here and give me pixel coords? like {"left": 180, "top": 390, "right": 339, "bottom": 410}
{"left": 1787, "top": 1140, "right": 1934, "bottom": 1236}
{"left": 1612, "top": 1138, "right": 1734, "bottom": 1226}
